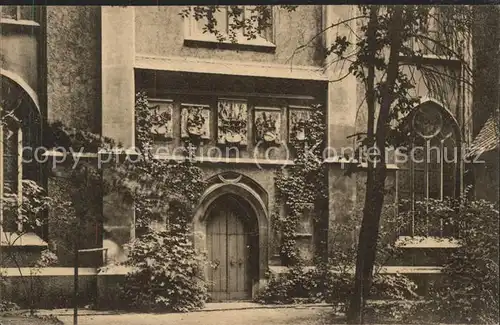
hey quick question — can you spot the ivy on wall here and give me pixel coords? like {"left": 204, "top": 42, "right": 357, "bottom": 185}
{"left": 274, "top": 104, "right": 328, "bottom": 265}
{"left": 132, "top": 91, "right": 205, "bottom": 231}
{"left": 114, "top": 91, "right": 209, "bottom": 312}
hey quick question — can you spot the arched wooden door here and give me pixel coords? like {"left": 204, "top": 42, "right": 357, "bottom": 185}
{"left": 206, "top": 197, "right": 256, "bottom": 301}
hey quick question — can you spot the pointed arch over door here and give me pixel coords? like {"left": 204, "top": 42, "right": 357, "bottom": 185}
{"left": 193, "top": 179, "right": 269, "bottom": 299}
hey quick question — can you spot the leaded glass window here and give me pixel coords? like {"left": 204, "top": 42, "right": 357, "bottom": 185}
{"left": 398, "top": 101, "right": 461, "bottom": 237}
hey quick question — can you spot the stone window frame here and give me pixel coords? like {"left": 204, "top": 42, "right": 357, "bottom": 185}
{"left": 0, "top": 123, "right": 23, "bottom": 233}
{"left": 396, "top": 99, "right": 463, "bottom": 248}
{"left": 0, "top": 5, "right": 40, "bottom": 27}
{"left": 0, "top": 73, "right": 46, "bottom": 247}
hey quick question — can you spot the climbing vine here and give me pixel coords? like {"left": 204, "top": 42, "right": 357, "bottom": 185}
{"left": 274, "top": 104, "right": 327, "bottom": 265}
{"left": 130, "top": 91, "right": 205, "bottom": 231}
{"left": 115, "top": 91, "right": 209, "bottom": 312}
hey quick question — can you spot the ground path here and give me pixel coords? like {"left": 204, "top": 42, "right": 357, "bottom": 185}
{"left": 50, "top": 303, "right": 338, "bottom": 325}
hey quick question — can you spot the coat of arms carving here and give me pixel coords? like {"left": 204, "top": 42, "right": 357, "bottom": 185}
{"left": 180, "top": 104, "right": 211, "bottom": 139}
{"left": 254, "top": 107, "right": 281, "bottom": 145}
{"left": 150, "top": 101, "right": 174, "bottom": 140}
{"left": 289, "top": 107, "right": 311, "bottom": 142}
{"left": 217, "top": 99, "right": 248, "bottom": 146}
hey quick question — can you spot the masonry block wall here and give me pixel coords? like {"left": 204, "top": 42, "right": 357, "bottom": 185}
{"left": 45, "top": 6, "right": 103, "bottom": 266}
{"left": 46, "top": 6, "right": 101, "bottom": 132}
{"left": 472, "top": 6, "right": 500, "bottom": 136}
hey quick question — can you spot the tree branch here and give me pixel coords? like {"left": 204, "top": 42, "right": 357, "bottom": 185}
{"left": 411, "top": 33, "right": 473, "bottom": 76}
{"left": 288, "top": 14, "right": 367, "bottom": 67}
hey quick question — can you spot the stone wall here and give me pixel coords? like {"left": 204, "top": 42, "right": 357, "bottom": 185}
{"left": 472, "top": 6, "right": 500, "bottom": 136}
{"left": 134, "top": 6, "right": 324, "bottom": 67}
{"left": 1, "top": 274, "right": 97, "bottom": 308}
{"left": 0, "top": 24, "right": 38, "bottom": 95}
{"left": 46, "top": 6, "right": 101, "bottom": 133}
{"left": 474, "top": 150, "right": 500, "bottom": 204}
{"left": 47, "top": 162, "right": 102, "bottom": 267}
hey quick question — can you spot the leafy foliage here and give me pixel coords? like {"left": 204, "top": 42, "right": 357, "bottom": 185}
{"left": 179, "top": 5, "right": 297, "bottom": 43}
{"left": 255, "top": 263, "right": 418, "bottom": 307}
{"left": 1, "top": 178, "right": 64, "bottom": 313}
{"left": 273, "top": 105, "right": 327, "bottom": 265}
{"left": 370, "top": 273, "right": 418, "bottom": 300}
{"left": 257, "top": 204, "right": 419, "bottom": 309}
{"left": 1, "top": 91, "right": 208, "bottom": 312}
{"left": 404, "top": 198, "right": 499, "bottom": 324}
{"left": 254, "top": 265, "right": 323, "bottom": 305}
{"left": 111, "top": 91, "right": 208, "bottom": 312}
{"left": 1, "top": 180, "right": 53, "bottom": 234}
{"left": 0, "top": 299, "right": 20, "bottom": 312}
{"left": 43, "top": 121, "right": 116, "bottom": 152}
{"left": 119, "top": 227, "right": 209, "bottom": 312}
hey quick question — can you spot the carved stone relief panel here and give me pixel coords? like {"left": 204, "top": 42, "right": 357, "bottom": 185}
{"left": 217, "top": 98, "right": 248, "bottom": 146}
{"left": 289, "top": 106, "right": 311, "bottom": 142}
{"left": 254, "top": 106, "right": 281, "bottom": 145}
{"left": 150, "top": 100, "right": 174, "bottom": 140}
{"left": 180, "top": 103, "right": 211, "bottom": 139}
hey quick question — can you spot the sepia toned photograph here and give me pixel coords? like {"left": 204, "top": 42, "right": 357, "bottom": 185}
{"left": 0, "top": 4, "right": 498, "bottom": 325}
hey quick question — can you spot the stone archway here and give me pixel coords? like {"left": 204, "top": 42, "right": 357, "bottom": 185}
{"left": 193, "top": 181, "right": 269, "bottom": 298}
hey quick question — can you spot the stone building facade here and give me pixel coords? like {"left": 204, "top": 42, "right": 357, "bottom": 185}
{"left": 0, "top": 6, "right": 478, "bottom": 306}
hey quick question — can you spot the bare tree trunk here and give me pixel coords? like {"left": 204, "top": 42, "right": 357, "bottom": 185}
{"left": 346, "top": 6, "right": 378, "bottom": 323}
{"left": 347, "top": 6, "right": 404, "bottom": 324}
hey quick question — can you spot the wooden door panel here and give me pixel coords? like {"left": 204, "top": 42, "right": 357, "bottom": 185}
{"left": 206, "top": 203, "right": 251, "bottom": 301}
{"left": 207, "top": 211, "right": 227, "bottom": 300}
{"left": 227, "top": 212, "right": 248, "bottom": 299}
{"left": 228, "top": 234, "right": 249, "bottom": 300}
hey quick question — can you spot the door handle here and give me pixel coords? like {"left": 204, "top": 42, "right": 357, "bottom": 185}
{"left": 229, "top": 259, "right": 242, "bottom": 267}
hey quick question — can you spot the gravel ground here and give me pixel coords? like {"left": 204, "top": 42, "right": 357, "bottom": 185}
{"left": 56, "top": 306, "right": 338, "bottom": 325}
{"left": 0, "top": 315, "right": 62, "bottom": 325}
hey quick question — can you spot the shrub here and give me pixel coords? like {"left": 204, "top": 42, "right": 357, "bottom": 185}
{"left": 254, "top": 265, "right": 323, "bottom": 305}
{"left": 370, "top": 273, "right": 419, "bottom": 300}
{"left": 363, "top": 300, "right": 417, "bottom": 323}
{"left": 0, "top": 300, "right": 20, "bottom": 313}
{"left": 255, "top": 263, "right": 418, "bottom": 307}
{"left": 119, "top": 226, "right": 209, "bottom": 312}
{"left": 322, "top": 271, "right": 353, "bottom": 308}
{"left": 254, "top": 273, "right": 295, "bottom": 305}
{"left": 418, "top": 198, "right": 499, "bottom": 324}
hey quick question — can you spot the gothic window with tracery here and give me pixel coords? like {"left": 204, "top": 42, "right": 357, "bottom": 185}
{"left": 398, "top": 101, "right": 461, "bottom": 238}
{"left": 0, "top": 77, "right": 42, "bottom": 234}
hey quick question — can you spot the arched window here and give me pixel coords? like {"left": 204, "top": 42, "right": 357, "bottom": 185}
{"left": 1, "top": 76, "right": 42, "bottom": 234}
{"left": 398, "top": 100, "right": 461, "bottom": 238}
